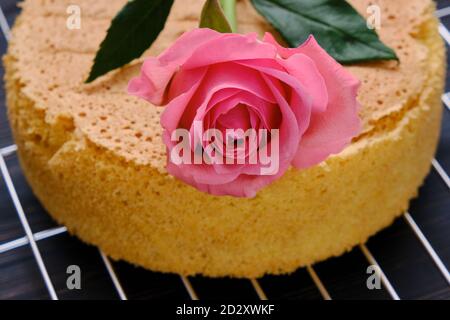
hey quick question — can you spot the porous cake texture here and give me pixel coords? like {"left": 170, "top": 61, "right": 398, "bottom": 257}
{"left": 3, "top": 0, "right": 445, "bottom": 277}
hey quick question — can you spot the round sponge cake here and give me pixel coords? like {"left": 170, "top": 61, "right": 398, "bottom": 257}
{"left": 3, "top": 0, "right": 445, "bottom": 277}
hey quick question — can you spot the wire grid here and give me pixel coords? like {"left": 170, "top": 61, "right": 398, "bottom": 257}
{"left": 0, "top": 4, "right": 450, "bottom": 301}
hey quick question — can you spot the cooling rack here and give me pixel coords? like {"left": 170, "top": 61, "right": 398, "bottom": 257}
{"left": 0, "top": 0, "right": 449, "bottom": 300}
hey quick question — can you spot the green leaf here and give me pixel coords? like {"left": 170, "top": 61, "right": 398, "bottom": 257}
{"left": 86, "top": 0, "right": 174, "bottom": 83}
{"left": 220, "top": 0, "right": 237, "bottom": 32}
{"left": 251, "top": 0, "right": 398, "bottom": 64}
{"left": 200, "top": 0, "right": 233, "bottom": 33}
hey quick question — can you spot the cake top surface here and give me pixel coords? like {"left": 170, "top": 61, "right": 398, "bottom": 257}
{"left": 7, "top": 0, "right": 433, "bottom": 169}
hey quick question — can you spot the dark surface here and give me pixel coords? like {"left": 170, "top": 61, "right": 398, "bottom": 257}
{"left": 0, "top": 0, "right": 449, "bottom": 300}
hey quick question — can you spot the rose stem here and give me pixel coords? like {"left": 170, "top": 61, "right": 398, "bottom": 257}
{"left": 220, "top": 0, "right": 237, "bottom": 33}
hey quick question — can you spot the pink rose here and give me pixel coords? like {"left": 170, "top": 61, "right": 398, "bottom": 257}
{"left": 128, "top": 28, "right": 360, "bottom": 198}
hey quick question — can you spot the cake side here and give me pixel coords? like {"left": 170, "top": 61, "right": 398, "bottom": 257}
{"left": 3, "top": 3, "right": 445, "bottom": 277}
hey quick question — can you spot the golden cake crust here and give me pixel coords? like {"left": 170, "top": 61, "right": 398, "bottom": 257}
{"left": 3, "top": 0, "right": 445, "bottom": 277}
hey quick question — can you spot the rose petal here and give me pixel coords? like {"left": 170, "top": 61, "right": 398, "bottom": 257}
{"left": 277, "top": 54, "right": 328, "bottom": 113}
{"left": 204, "top": 92, "right": 278, "bottom": 176}
{"left": 160, "top": 68, "right": 208, "bottom": 133}
{"left": 263, "top": 33, "right": 361, "bottom": 168}
{"left": 128, "top": 28, "right": 223, "bottom": 105}
{"left": 237, "top": 60, "right": 312, "bottom": 136}
{"left": 182, "top": 32, "right": 278, "bottom": 70}
{"left": 208, "top": 91, "right": 280, "bottom": 130}
{"left": 261, "top": 73, "right": 301, "bottom": 162}
{"left": 194, "top": 167, "right": 288, "bottom": 198}
{"left": 179, "top": 62, "right": 278, "bottom": 132}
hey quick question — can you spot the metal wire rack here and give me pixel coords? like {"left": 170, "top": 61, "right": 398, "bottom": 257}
{"left": 0, "top": 2, "right": 449, "bottom": 300}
